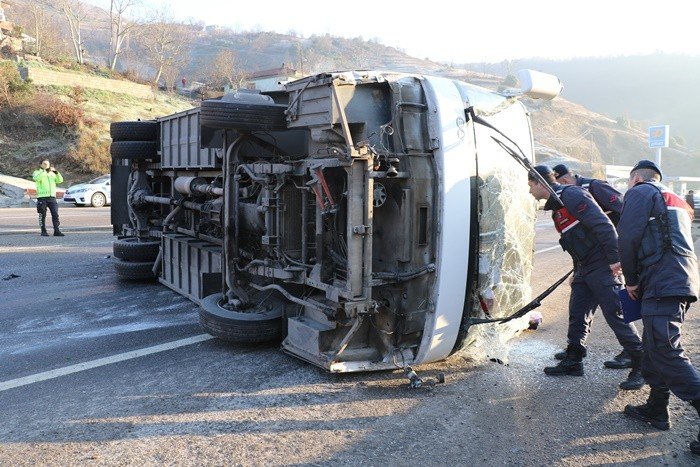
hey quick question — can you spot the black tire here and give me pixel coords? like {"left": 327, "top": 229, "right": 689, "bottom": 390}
{"left": 114, "top": 259, "right": 156, "bottom": 281}
{"left": 199, "top": 293, "right": 285, "bottom": 344}
{"left": 110, "top": 121, "right": 159, "bottom": 142}
{"left": 113, "top": 237, "right": 160, "bottom": 262}
{"left": 200, "top": 100, "right": 287, "bottom": 131}
{"left": 110, "top": 141, "right": 159, "bottom": 160}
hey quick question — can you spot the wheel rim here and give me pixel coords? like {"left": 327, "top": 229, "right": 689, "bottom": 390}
{"left": 92, "top": 193, "right": 106, "bottom": 207}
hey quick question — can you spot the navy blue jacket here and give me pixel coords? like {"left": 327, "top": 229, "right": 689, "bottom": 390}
{"left": 618, "top": 181, "right": 699, "bottom": 301}
{"left": 575, "top": 175, "right": 623, "bottom": 225}
{"left": 545, "top": 183, "right": 620, "bottom": 271}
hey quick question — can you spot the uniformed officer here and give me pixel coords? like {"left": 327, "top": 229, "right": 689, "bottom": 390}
{"left": 552, "top": 163, "right": 624, "bottom": 225}
{"left": 552, "top": 163, "right": 631, "bottom": 370}
{"left": 618, "top": 160, "right": 700, "bottom": 455}
{"left": 528, "top": 165, "right": 643, "bottom": 390}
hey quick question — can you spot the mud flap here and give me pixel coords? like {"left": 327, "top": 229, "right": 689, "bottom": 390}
{"left": 110, "top": 158, "right": 131, "bottom": 235}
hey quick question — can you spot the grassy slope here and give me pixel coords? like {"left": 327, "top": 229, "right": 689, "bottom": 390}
{"left": 0, "top": 72, "right": 195, "bottom": 186}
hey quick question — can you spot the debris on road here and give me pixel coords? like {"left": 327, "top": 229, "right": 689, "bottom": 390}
{"left": 404, "top": 366, "right": 446, "bottom": 389}
{"left": 528, "top": 311, "right": 543, "bottom": 330}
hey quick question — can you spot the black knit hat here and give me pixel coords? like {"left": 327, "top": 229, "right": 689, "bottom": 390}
{"left": 552, "top": 164, "right": 571, "bottom": 178}
{"left": 631, "top": 159, "right": 663, "bottom": 181}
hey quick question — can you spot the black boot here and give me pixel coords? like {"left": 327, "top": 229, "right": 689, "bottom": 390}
{"left": 545, "top": 345, "right": 584, "bottom": 376}
{"left": 40, "top": 229, "right": 49, "bottom": 237}
{"left": 604, "top": 349, "right": 632, "bottom": 369}
{"left": 53, "top": 229, "right": 65, "bottom": 237}
{"left": 619, "top": 350, "right": 645, "bottom": 390}
{"left": 554, "top": 347, "right": 587, "bottom": 361}
{"left": 624, "top": 387, "right": 670, "bottom": 430}
{"left": 690, "top": 400, "right": 700, "bottom": 455}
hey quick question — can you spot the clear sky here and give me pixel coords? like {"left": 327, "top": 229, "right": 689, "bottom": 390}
{"left": 84, "top": 0, "right": 699, "bottom": 63}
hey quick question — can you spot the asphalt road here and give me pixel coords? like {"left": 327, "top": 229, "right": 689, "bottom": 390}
{"left": 1, "top": 207, "right": 699, "bottom": 465}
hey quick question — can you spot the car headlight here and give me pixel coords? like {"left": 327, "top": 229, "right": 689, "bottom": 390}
{"left": 71, "top": 188, "right": 87, "bottom": 194}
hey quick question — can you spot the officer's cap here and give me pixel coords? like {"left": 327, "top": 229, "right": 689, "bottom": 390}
{"left": 528, "top": 164, "right": 554, "bottom": 182}
{"left": 631, "top": 159, "right": 663, "bottom": 181}
{"left": 552, "top": 164, "right": 571, "bottom": 178}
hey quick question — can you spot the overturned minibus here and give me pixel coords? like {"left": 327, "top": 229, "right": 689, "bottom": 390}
{"left": 109, "top": 69, "right": 562, "bottom": 372}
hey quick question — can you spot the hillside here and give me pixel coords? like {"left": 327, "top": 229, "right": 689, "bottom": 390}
{"left": 526, "top": 96, "right": 698, "bottom": 177}
{"left": 0, "top": 61, "right": 195, "bottom": 185}
{"left": 185, "top": 31, "right": 447, "bottom": 77}
{"left": 467, "top": 55, "right": 700, "bottom": 152}
{"left": 6, "top": 0, "right": 447, "bottom": 81}
{"left": 436, "top": 69, "right": 700, "bottom": 178}
{"left": 4, "top": 0, "right": 699, "bottom": 180}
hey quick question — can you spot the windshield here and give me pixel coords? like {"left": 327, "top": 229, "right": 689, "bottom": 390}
{"left": 452, "top": 80, "right": 510, "bottom": 114}
{"left": 459, "top": 100, "right": 536, "bottom": 362}
{"left": 87, "top": 175, "right": 110, "bottom": 184}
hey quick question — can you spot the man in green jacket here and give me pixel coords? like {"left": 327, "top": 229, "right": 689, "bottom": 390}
{"left": 32, "top": 160, "right": 64, "bottom": 237}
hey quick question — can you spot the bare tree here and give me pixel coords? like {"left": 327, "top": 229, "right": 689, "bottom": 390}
{"left": 12, "top": 1, "right": 68, "bottom": 59}
{"left": 161, "top": 65, "right": 182, "bottom": 92}
{"left": 25, "top": 3, "right": 47, "bottom": 57}
{"left": 50, "top": 0, "right": 88, "bottom": 64}
{"left": 108, "top": 0, "right": 140, "bottom": 71}
{"left": 208, "top": 49, "right": 248, "bottom": 91}
{"left": 296, "top": 40, "right": 321, "bottom": 76}
{"left": 138, "top": 12, "right": 192, "bottom": 85}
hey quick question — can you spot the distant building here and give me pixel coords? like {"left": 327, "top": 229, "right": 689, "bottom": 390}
{"left": 605, "top": 164, "right": 700, "bottom": 194}
{"left": 246, "top": 64, "right": 300, "bottom": 92}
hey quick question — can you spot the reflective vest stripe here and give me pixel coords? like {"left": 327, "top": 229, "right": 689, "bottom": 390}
{"left": 560, "top": 219, "right": 580, "bottom": 233}
{"left": 662, "top": 191, "right": 694, "bottom": 219}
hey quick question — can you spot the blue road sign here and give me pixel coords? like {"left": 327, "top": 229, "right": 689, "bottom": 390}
{"left": 649, "top": 125, "right": 670, "bottom": 149}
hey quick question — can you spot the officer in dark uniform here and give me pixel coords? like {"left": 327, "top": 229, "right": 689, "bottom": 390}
{"left": 552, "top": 164, "right": 623, "bottom": 225}
{"left": 618, "top": 160, "right": 700, "bottom": 455}
{"left": 528, "top": 165, "right": 643, "bottom": 390}
{"left": 552, "top": 163, "right": 631, "bottom": 369}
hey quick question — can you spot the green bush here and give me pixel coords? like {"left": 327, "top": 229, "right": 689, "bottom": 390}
{"left": 0, "top": 61, "right": 34, "bottom": 105}
{"left": 11, "top": 25, "right": 23, "bottom": 38}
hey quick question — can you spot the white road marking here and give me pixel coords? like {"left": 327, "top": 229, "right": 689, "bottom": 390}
{"left": 0, "top": 241, "right": 111, "bottom": 253}
{"left": 534, "top": 245, "right": 560, "bottom": 255}
{"left": 0, "top": 225, "right": 112, "bottom": 233}
{"left": 1, "top": 213, "right": 109, "bottom": 220}
{"left": 0, "top": 334, "right": 214, "bottom": 392}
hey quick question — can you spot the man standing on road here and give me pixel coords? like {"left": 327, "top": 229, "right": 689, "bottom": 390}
{"left": 552, "top": 163, "right": 631, "bottom": 370}
{"left": 32, "top": 160, "right": 64, "bottom": 237}
{"left": 617, "top": 160, "right": 700, "bottom": 455}
{"left": 527, "top": 165, "right": 643, "bottom": 390}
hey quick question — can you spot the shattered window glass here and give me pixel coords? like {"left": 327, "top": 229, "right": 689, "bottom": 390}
{"left": 457, "top": 113, "right": 536, "bottom": 363}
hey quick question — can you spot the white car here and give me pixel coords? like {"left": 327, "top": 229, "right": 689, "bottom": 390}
{"left": 63, "top": 175, "right": 111, "bottom": 207}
